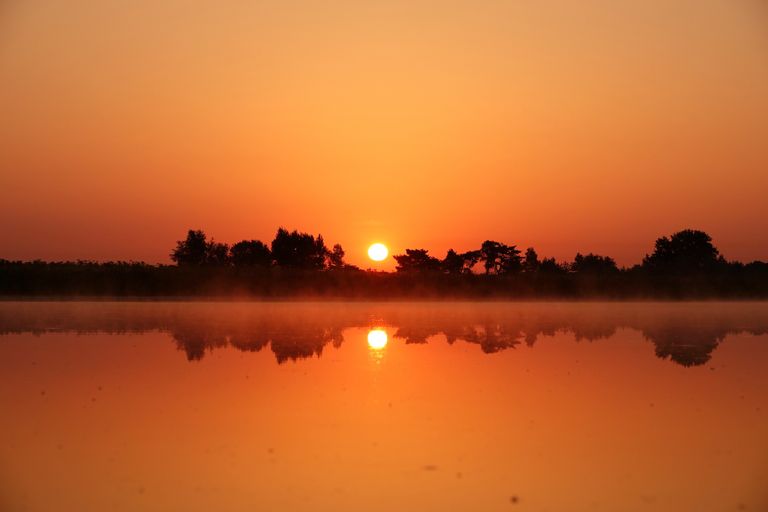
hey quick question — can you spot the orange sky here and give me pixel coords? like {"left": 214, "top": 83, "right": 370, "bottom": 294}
{"left": 1, "top": 0, "right": 767, "bottom": 268}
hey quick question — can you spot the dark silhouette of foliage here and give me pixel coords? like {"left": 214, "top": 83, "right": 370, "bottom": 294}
{"left": 480, "top": 240, "right": 504, "bottom": 274}
{"left": 328, "top": 244, "right": 346, "bottom": 268}
{"left": 642, "top": 229, "right": 723, "bottom": 274}
{"left": 270, "top": 228, "right": 328, "bottom": 269}
{"left": 2, "top": 227, "right": 767, "bottom": 298}
{"left": 539, "top": 257, "right": 567, "bottom": 274}
{"left": 394, "top": 249, "right": 441, "bottom": 272}
{"left": 206, "top": 242, "right": 230, "bottom": 266}
{"left": 171, "top": 229, "right": 230, "bottom": 266}
{"left": 442, "top": 249, "right": 481, "bottom": 274}
{"left": 523, "top": 247, "right": 540, "bottom": 273}
{"left": 500, "top": 246, "right": 523, "bottom": 274}
{"left": 230, "top": 240, "right": 272, "bottom": 267}
{"left": 461, "top": 250, "right": 482, "bottom": 273}
{"left": 571, "top": 253, "right": 619, "bottom": 274}
{"left": 442, "top": 249, "right": 464, "bottom": 275}
{"left": 480, "top": 240, "right": 522, "bottom": 274}
{"left": 171, "top": 229, "right": 209, "bottom": 265}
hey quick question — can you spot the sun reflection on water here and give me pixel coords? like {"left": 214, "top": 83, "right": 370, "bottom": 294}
{"left": 367, "top": 328, "right": 388, "bottom": 350}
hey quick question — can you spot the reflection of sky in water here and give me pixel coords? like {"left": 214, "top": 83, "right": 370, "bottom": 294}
{"left": 0, "top": 302, "right": 767, "bottom": 511}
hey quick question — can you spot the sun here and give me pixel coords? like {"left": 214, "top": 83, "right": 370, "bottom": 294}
{"left": 367, "top": 243, "right": 389, "bottom": 262}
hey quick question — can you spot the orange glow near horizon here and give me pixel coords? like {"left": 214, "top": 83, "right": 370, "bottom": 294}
{"left": 1, "top": 1, "right": 767, "bottom": 267}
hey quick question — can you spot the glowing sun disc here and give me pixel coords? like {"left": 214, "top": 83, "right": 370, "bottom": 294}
{"left": 367, "top": 329, "right": 388, "bottom": 349}
{"left": 368, "top": 243, "right": 389, "bottom": 262}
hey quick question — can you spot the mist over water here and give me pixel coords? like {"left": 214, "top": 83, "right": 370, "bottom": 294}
{"left": 1, "top": 301, "right": 767, "bottom": 511}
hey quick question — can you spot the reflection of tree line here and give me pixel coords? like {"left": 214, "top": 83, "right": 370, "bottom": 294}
{"left": 170, "top": 321, "right": 345, "bottom": 363}
{"left": 391, "top": 319, "right": 762, "bottom": 367}
{"left": 1, "top": 303, "right": 767, "bottom": 367}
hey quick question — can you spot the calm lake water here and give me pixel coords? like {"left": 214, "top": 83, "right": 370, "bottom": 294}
{"left": 0, "top": 301, "right": 766, "bottom": 512}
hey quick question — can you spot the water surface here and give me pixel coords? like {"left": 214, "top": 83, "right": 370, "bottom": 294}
{"left": 1, "top": 302, "right": 766, "bottom": 511}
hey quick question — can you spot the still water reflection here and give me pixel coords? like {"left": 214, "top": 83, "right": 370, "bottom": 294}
{"left": 367, "top": 329, "right": 388, "bottom": 350}
{"left": 0, "top": 302, "right": 766, "bottom": 511}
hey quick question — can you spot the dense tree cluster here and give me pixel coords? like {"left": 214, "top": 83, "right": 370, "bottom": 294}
{"left": 170, "top": 228, "right": 353, "bottom": 270}
{"left": 641, "top": 229, "right": 723, "bottom": 274}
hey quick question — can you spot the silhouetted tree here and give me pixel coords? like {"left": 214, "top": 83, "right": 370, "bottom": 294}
{"left": 171, "top": 230, "right": 209, "bottom": 265}
{"left": 230, "top": 240, "right": 272, "bottom": 267}
{"left": 443, "top": 249, "right": 464, "bottom": 275}
{"left": 523, "top": 247, "right": 540, "bottom": 273}
{"left": 328, "top": 244, "right": 346, "bottom": 268}
{"left": 442, "top": 249, "right": 481, "bottom": 274}
{"left": 394, "top": 249, "right": 441, "bottom": 272}
{"left": 480, "top": 241, "right": 504, "bottom": 274}
{"left": 461, "top": 250, "right": 482, "bottom": 272}
{"left": 270, "top": 228, "right": 328, "bottom": 269}
{"left": 480, "top": 240, "right": 522, "bottom": 274}
{"left": 499, "top": 246, "right": 523, "bottom": 274}
{"left": 571, "top": 253, "right": 618, "bottom": 274}
{"left": 171, "top": 230, "right": 230, "bottom": 266}
{"left": 642, "top": 229, "right": 723, "bottom": 274}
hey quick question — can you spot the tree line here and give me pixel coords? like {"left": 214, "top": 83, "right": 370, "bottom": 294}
{"left": 169, "top": 227, "right": 763, "bottom": 277}
{"left": 170, "top": 228, "right": 348, "bottom": 269}
{"left": 1, "top": 228, "right": 766, "bottom": 297}
{"left": 392, "top": 229, "right": 745, "bottom": 275}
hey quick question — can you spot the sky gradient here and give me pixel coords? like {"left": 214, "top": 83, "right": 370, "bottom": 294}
{"left": 1, "top": 0, "right": 767, "bottom": 268}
